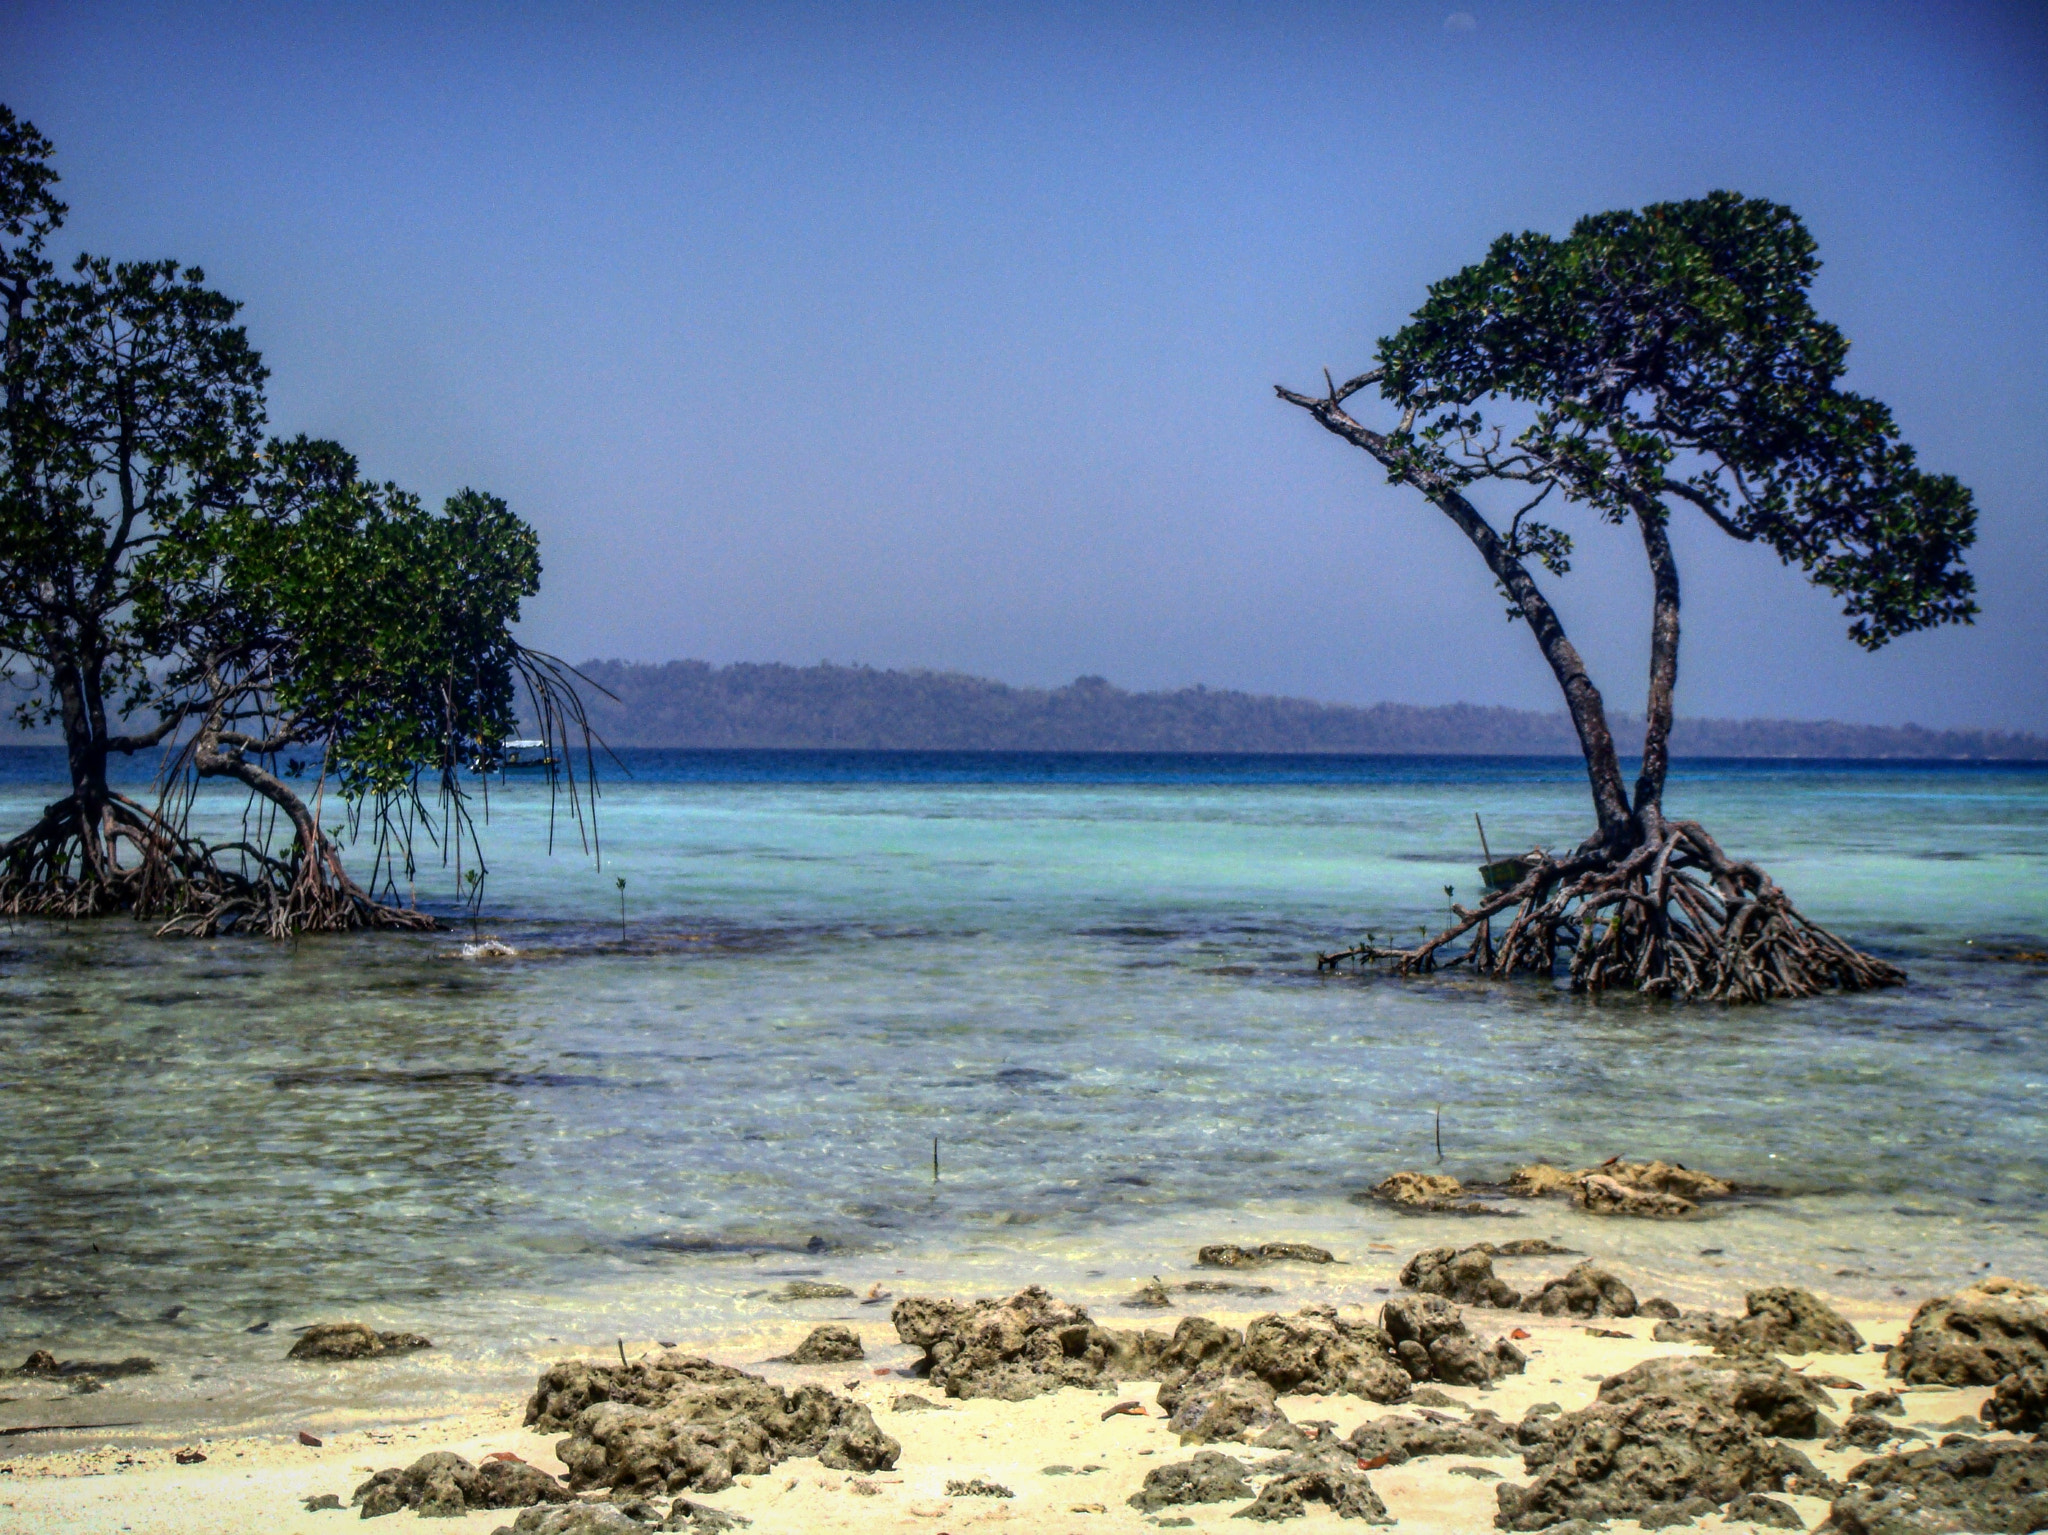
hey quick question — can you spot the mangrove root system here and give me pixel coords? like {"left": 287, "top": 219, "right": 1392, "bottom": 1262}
{"left": 1320, "top": 818, "right": 1903, "bottom": 1003}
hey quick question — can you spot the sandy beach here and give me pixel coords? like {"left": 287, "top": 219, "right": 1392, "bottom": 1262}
{"left": 0, "top": 1272, "right": 1999, "bottom": 1535}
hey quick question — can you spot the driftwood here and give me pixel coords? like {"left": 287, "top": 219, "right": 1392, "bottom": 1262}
{"left": 1319, "top": 818, "right": 1902, "bottom": 1003}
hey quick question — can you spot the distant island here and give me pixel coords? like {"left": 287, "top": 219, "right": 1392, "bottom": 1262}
{"left": 561, "top": 660, "right": 2047, "bottom": 759}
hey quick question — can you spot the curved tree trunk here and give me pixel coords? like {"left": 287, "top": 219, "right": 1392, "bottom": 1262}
{"left": 1275, "top": 380, "right": 1634, "bottom": 848}
{"left": 1279, "top": 374, "right": 1906, "bottom": 1001}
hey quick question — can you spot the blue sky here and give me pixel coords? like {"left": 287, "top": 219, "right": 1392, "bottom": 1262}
{"left": 4, "top": 1, "right": 2044, "bottom": 729}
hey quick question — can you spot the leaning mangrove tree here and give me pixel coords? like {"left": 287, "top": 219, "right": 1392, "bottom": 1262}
{"left": 0, "top": 105, "right": 591, "bottom": 934}
{"left": 1278, "top": 192, "right": 1977, "bottom": 1000}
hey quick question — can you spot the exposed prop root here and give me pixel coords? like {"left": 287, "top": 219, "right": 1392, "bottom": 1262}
{"left": 1, "top": 792, "right": 436, "bottom": 939}
{"left": 1319, "top": 818, "right": 1904, "bottom": 1003}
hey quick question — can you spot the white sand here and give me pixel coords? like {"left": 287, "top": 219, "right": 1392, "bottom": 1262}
{"left": 0, "top": 1303, "right": 1989, "bottom": 1535}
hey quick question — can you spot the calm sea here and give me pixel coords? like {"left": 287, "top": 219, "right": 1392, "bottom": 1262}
{"left": 1, "top": 748, "right": 2043, "bottom": 1432}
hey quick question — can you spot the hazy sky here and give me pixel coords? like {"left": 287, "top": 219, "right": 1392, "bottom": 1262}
{"left": 4, "top": 1, "right": 2044, "bottom": 730}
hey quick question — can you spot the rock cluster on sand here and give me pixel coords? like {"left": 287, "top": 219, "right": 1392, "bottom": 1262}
{"left": 287, "top": 1322, "right": 434, "bottom": 1361}
{"left": 889, "top": 1284, "right": 1526, "bottom": 1443}
{"left": 1653, "top": 1286, "right": 1864, "bottom": 1355}
{"left": 1237, "top": 1448, "right": 1394, "bottom": 1523}
{"left": 1820, "top": 1437, "right": 2048, "bottom": 1535}
{"left": 353, "top": 1452, "right": 569, "bottom": 1518}
{"left": 1400, "top": 1246, "right": 1645, "bottom": 1319}
{"left": 1888, "top": 1277, "right": 2048, "bottom": 1386}
{"left": 1137, "top": 1301, "right": 1526, "bottom": 1447}
{"left": 1591, "top": 1355, "right": 1837, "bottom": 1439}
{"left": 777, "top": 1325, "right": 864, "bottom": 1365}
{"left": 1381, "top": 1296, "right": 1529, "bottom": 1387}
{"left": 1125, "top": 1448, "right": 1255, "bottom": 1510}
{"left": 1984, "top": 1365, "right": 2048, "bottom": 1434}
{"left": 1520, "top": 1262, "right": 1639, "bottom": 1319}
{"left": 1401, "top": 1246, "right": 1522, "bottom": 1308}
{"left": 891, "top": 1286, "right": 1127, "bottom": 1401}
{"left": 1494, "top": 1359, "right": 1838, "bottom": 1531}
{"left": 1346, "top": 1409, "right": 1517, "bottom": 1466}
{"left": 489, "top": 1497, "right": 750, "bottom": 1533}
{"left": 524, "top": 1350, "right": 897, "bottom": 1496}
{"left": 1508, "top": 1158, "right": 1734, "bottom": 1218}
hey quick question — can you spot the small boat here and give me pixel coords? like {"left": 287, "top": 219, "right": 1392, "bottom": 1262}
{"left": 1479, "top": 856, "right": 1528, "bottom": 892}
{"left": 1473, "top": 813, "right": 1527, "bottom": 892}
{"left": 499, "top": 739, "right": 555, "bottom": 771}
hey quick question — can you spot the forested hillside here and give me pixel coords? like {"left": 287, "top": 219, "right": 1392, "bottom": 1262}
{"left": 564, "top": 660, "right": 2046, "bottom": 758}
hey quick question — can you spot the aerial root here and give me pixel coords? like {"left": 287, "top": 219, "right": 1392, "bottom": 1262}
{"left": 1318, "top": 819, "right": 1904, "bottom": 1002}
{"left": 1, "top": 793, "right": 437, "bottom": 938}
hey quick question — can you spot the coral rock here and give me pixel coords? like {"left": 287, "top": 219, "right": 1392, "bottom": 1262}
{"left": 1521, "top": 1264, "right": 1638, "bottom": 1320}
{"left": 288, "top": 1323, "right": 433, "bottom": 1361}
{"left": 1888, "top": 1278, "right": 2048, "bottom": 1387}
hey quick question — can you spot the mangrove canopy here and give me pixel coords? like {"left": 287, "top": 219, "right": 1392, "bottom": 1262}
{"left": 1278, "top": 191, "right": 1978, "bottom": 1000}
{"left": 0, "top": 105, "right": 591, "bottom": 935}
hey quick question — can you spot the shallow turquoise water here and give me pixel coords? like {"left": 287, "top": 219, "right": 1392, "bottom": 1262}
{"left": 0, "top": 750, "right": 2043, "bottom": 1431}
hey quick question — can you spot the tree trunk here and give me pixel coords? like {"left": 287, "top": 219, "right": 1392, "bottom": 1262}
{"left": 1633, "top": 505, "right": 1681, "bottom": 833}
{"left": 1274, "top": 383, "right": 1635, "bottom": 847}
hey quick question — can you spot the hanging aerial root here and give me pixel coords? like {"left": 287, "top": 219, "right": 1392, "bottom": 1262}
{"left": 1318, "top": 820, "right": 1905, "bottom": 1002}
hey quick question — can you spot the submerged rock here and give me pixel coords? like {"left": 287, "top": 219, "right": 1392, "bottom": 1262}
{"left": 1854, "top": 1389, "right": 1906, "bottom": 1418}
{"left": 1520, "top": 1263, "right": 1638, "bottom": 1320}
{"left": 1400, "top": 1246, "right": 1521, "bottom": 1309}
{"left": 892, "top": 1286, "right": 1123, "bottom": 1400}
{"left": 1236, "top": 1447, "right": 1393, "bottom": 1523}
{"left": 1595, "top": 1354, "right": 1837, "bottom": 1439}
{"left": 1820, "top": 1436, "right": 2048, "bottom": 1534}
{"left": 779, "top": 1326, "right": 864, "bottom": 1365}
{"left": 1507, "top": 1164, "right": 1578, "bottom": 1198}
{"left": 1983, "top": 1365, "right": 2048, "bottom": 1434}
{"left": 1494, "top": 1387, "right": 1832, "bottom": 1531}
{"left": 1126, "top": 1449, "right": 1256, "bottom": 1511}
{"left": 767, "top": 1281, "right": 854, "bottom": 1302}
{"left": 1652, "top": 1286, "right": 1864, "bottom": 1356}
{"left": 1372, "top": 1171, "right": 1498, "bottom": 1214}
{"left": 525, "top": 1351, "right": 897, "bottom": 1496}
{"left": 1196, "top": 1242, "right": 1335, "bottom": 1268}
{"left": 1377, "top": 1171, "right": 1466, "bottom": 1206}
{"left": 1508, "top": 1159, "right": 1732, "bottom": 1219}
{"left": 13, "top": 1349, "right": 157, "bottom": 1379}
{"left": 1575, "top": 1174, "right": 1697, "bottom": 1219}
{"left": 354, "top": 1452, "right": 570, "bottom": 1519}
{"left": 288, "top": 1323, "right": 433, "bottom": 1362}
{"left": 1889, "top": 1278, "right": 2048, "bottom": 1387}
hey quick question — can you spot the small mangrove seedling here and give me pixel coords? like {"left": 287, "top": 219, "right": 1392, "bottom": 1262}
{"left": 616, "top": 876, "right": 627, "bottom": 940}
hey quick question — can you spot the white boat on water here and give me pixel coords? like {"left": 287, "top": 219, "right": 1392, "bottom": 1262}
{"left": 499, "top": 738, "right": 555, "bottom": 770}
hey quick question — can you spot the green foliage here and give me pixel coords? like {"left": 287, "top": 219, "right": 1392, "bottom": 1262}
{"left": 145, "top": 436, "right": 543, "bottom": 801}
{"left": 2, "top": 244, "right": 267, "bottom": 727}
{"left": 1374, "top": 190, "right": 1977, "bottom": 647}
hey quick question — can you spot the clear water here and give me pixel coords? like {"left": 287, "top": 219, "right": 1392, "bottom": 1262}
{"left": 1, "top": 748, "right": 2043, "bottom": 1434}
